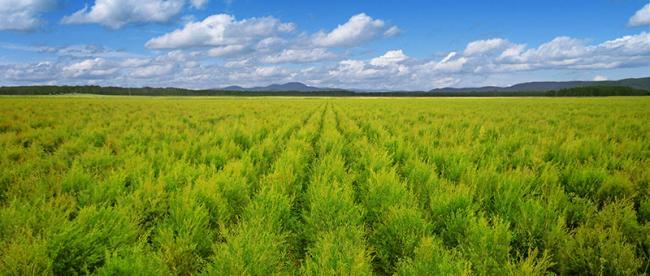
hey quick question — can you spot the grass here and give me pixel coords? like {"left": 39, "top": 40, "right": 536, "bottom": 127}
{"left": 0, "top": 96, "right": 649, "bottom": 274}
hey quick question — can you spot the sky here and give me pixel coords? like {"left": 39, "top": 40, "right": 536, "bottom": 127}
{"left": 1, "top": 0, "right": 650, "bottom": 90}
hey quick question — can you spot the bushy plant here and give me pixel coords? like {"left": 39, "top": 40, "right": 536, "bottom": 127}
{"left": 395, "top": 236, "right": 469, "bottom": 275}
{"left": 48, "top": 206, "right": 138, "bottom": 274}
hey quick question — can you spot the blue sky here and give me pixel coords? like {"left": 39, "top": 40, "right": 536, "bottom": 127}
{"left": 1, "top": 0, "right": 650, "bottom": 90}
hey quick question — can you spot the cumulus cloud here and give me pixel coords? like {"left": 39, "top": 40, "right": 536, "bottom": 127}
{"left": 62, "top": 58, "right": 119, "bottom": 79}
{"left": 522, "top": 37, "right": 587, "bottom": 62}
{"left": 145, "top": 14, "right": 295, "bottom": 50}
{"left": 141, "top": 12, "right": 399, "bottom": 66}
{"left": 62, "top": 0, "right": 207, "bottom": 29}
{"left": 120, "top": 58, "right": 151, "bottom": 67}
{"left": 132, "top": 64, "right": 175, "bottom": 78}
{"left": 260, "top": 48, "right": 337, "bottom": 64}
{"left": 189, "top": 0, "right": 208, "bottom": 9}
{"left": 370, "top": 50, "right": 408, "bottom": 66}
{"left": 325, "top": 50, "right": 412, "bottom": 89}
{"left": 629, "top": 2, "right": 650, "bottom": 27}
{"left": 599, "top": 32, "right": 650, "bottom": 55}
{"left": 2, "top": 61, "right": 59, "bottom": 81}
{"left": 313, "top": 13, "right": 397, "bottom": 47}
{"left": 418, "top": 52, "right": 468, "bottom": 74}
{"left": 208, "top": 45, "right": 249, "bottom": 57}
{"left": 593, "top": 75, "right": 608, "bottom": 81}
{"left": 0, "top": 0, "right": 57, "bottom": 31}
{"left": 464, "top": 38, "right": 512, "bottom": 56}
{"left": 225, "top": 65, "right": 296, "bottom": 85}
{"left": 329, "top": 60, "right": 380, "bottom": 81}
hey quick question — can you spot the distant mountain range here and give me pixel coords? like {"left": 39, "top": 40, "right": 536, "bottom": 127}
{"left": 2, "top": 79, "right": 648, "bottom": 96}
{"left": 220, "top": 82, "right": 344, "bottom": 92}
{"left": 217, "top": 77, "right": 650, "bottom": 93}
{"left": 428, "top": 77, "right": 650, "bottom": 93}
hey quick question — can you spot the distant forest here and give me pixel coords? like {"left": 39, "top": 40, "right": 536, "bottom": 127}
{"left": 0, "top": 85, "right": 648, "bottom": 97}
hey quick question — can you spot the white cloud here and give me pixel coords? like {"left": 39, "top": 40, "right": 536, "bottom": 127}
{"left": 145, "top": 14, "right": 295, "bottom": 49}
{"left": 0, "top": 0, "right": 56, "bottom": 31}
{"left": 370, "top": 50, "right": 408, "bottom": 66}
{"left": 132, "top": 64, "right": 175, "bottom": 78}
{"left": 593, "top": 75, "right": 608, "bottom": 81}
{"left": 464, "top": 38, "right": 511, "bottom": 56}
{"left": 491, "top": 33, "right": 650, "bottom": 71}
{"left": 433, "top": 77, "right": 460, "bottom": 88}
{"left": 0, "top": 43, "right": 142, "bottom": 60}
{"left": 61, "top": 0, "right": 207, "bottom": 29}
{"left": 2, "top": 61, "right": 58, "bottom": 81}
{"left": 208, "top": 45, "right": 248, "bottom": 57}
{"left": 224, "top": 58, "right": 250, "bottom": 68}
{"left": 326, "top": 50, "right": 412, "bottom": 88}
{"left": 384, "top": 26, "right": 401, "bottom": 37}
{"left": 313, "top": 13, "right": 397, "bottom": 47}
{"left": 629, "top": 2, "right": 650, "bottom": 26}
{"left": 227, "top": 65, "right": 294, "bottom": 84}
{"left": 521, "top": 37, "right": 588, "bottom": 61}
{"left": 256, "top": 37, "right": 287, "bottom": 51}
{"left": 261, "top": 48, "right": 336, "bottom": 64}
{"left": 329, "top": 60, "right": 380, "bottom": 80}
{"left": 189, "top": 0, "right": 208, "bottom": 9}
{"left": 419, "top": 52, "right": 467, "bottom": 73}
{"left": 254, "top": 66, "right": 286, "bottom": 77}
{"left": 498, "top": 44, "right": 527, "bottom": 61}
{"left": 62, "top": 58, "right": 118, "bottom": 79}
{"left": 598, "top": 32, "right": 650, "bottom": 55}
{"left": 121, "top": 58, "right": 151, "bottom": 67}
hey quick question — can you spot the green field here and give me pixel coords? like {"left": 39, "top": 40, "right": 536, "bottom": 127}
{"left": 1, "top": 97, "right": 649, "bottom": 275}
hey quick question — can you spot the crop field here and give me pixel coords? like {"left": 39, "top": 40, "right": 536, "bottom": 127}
{"left": 0, "top": 96, "right": 649, "bottom": 275}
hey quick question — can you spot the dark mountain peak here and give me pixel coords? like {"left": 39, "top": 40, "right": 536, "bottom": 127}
{"left": 265, "top": 82, "right": 312, "bottom": 90}
{"left": 430, "top": 77, "right": 650, "bottom": 93}
{"left": 219, "top": 81, "right": 342, "bottom": 92}
{"left": 222, "top": 85, "right": 245, "bottom": 91}
{"left": 283, "top": 82, "right": 308, "bottom": 86}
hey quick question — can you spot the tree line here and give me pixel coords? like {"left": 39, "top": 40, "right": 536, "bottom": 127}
{"left": 0, "top": 85, "right": 648, "bottom": 97}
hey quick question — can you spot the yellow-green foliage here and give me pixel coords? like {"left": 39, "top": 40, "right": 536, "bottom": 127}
{"left": 0, "top": 96, "right": 649, "bottom": 274}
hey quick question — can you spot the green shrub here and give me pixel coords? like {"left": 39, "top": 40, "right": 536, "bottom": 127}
{"left": 0, "top": 229, "right": 52, "bottom": 275}
{"left": 192, "top": 177, "right": 230, "bottom": 230}
{"left": 395, "top": 236, "right": 469, "bottom": 275}
{"left": 400, "top": 157, "right": 439, "bottom": 210}
{"left": 559, "top": 200, "right": 644, "bottom": 274}
{"left": 210, "top": 219, "right": 292, "bottom": 275}
{"left": 48, "top": 206, "right": 138, "bottom": 274}
{"left": 561, "top": 167, "right": 608, "bottom": 198}
{"left": 639, "top": 197, "right": 650, "bottom": 223}
{"left": 560, "top": 224, "right": 641, "bottom": 275}
{"left": 437, "top": 209, "right": 475, "bottom": 248}
{"left": 507, "top": 249, "right": 554, "bottom": 276}
{"left": 301, "top": 226, "right": 372, "bottom": 275}
{"left": 361, "top": 169, "right": 413, "bottom": 224}
{"left": 596, "top": 173, "right": 637, "bottom": 203}
{"left": 96, "top": 245, "right": 170, "bottom": 275}
{"left": 429, "top": 182, "right": 473, "bottom": 228}
{"left": 564, "top": 196, "right": 597, "bottom": 228}
{"left": 214, "top": 160, "right": 254, "bottom": 223}
{"left": 370, "top": 206, "right": 429, "bottom": 273}
{"left": 60, "top": 163, "right": 94, "bottom": 196}
{"left": 459, "top": 216, "right": 512, "bottom": 275}
{"left": 154, "top": 191, "right": 212, "bottom": 275}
